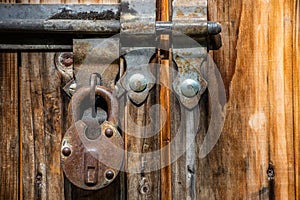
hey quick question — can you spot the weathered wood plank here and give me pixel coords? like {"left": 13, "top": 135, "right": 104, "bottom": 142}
{"left": 171, "top": 94, "right": 187, "bottom": 200}
{"left": 0, "top": 0, "right": 20, "bottom": 199}
{"left": 0, "top": 53, "right": 19, "bottom": 200}
{"left": 159, "top": 57, "right": 172, "bottom": 200}
{"left": 21, "top": 53, "right": 65, "bottom": 200}
{"left": 268, "top": 0, "right": 295, "bottom": 198}
{"left": 207, "top": 0, "right": 297, "bottom": 199}
{"left": 0, "top": 0, "right": 297, "bottom": 199}
{"left": 120, "top": 61, "right": 160, "bottom": 200}
{"left": 294, "top": 1, "right": 300, "bottom": 199}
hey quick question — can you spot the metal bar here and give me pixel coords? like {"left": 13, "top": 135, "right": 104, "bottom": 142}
{"left": 0, "top": 4, "right": 219, "bottom": 36}
{"left": 0, "top": 4, "right": 120, "bottom": 20}
{"left": 0, "top": 20, "right": 218, "bottom": 36}
{"left": 0, "top": 44, "right": 72, "bottom": 51}
{"left": 0, "top": 33, "right": 211, "bottom": 51}
{"left": 0, "top": 3, "right": 221, "bottom": 50}
{"left": 0, "top": 19, "right": 120, "bottom": 34}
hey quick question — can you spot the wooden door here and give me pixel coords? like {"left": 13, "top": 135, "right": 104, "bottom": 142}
{"left": 0, "top": 0, "right": 299, "bottom": 199}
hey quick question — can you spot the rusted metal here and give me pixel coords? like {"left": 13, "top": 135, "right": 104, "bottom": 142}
{"left": 71, "top": 86, "right": 119, "bottom": 126}
{"left": 49, "top": 8, "right": 120, "bottom": 20}
{"left": 0, "top": 4, "right": 120, "bottom": 34}
{"left": 129, "top": 73, "right": 148, "bottom": 93}
{"left": 172, "top": 0, "right": 207, "bottom": 21}
{"left": 89, "top": 73, "right": 102, "bottom": 118}
{"left": 0, "top": 3, "right": 222, "bottom": 50}
{"left": 0, "top": 4, "right": 120, "bottom": 20}
{"left": 207, "top": 34, "right": 223, "bottom": 51}
{"left": 61, "top": 85, "right": 123, "bottom": 190}
{"left": 61, "top": 120, "right": 124, "bottom": 190}
{"left": 73, "top": 38, "right": 120, "bottom": 89}
{"left": 105, "top": 170, "right": 115, "bottom": 180}
{"left": 0, "top": 4, "right": 219, "bottom": 36}
{"left": 116, "top": 48, "right": 156, "bottom": 105}
{"left": 62, "top": 147, "right": 72, "bottom": 157}
{"left": 84, "top": 151, "right": 99, "bottom": 185}
{"left": 54, "top": 52, "right": 74, "bottom": 81}
{"left": 120, "top": 1, "right": 156, "bottom": 34}
{"left": 172, "top": 48, "right": 208, "bottom": 109}
{"left": 104, "top": 128, "right": 114, "bottom": 138}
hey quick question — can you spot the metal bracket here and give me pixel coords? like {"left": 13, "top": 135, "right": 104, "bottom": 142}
{"left": 172, "top": 48, "right": 208, "bottom": 109}
{"left": 116, "top": 48, "right": 156, "bottom": 105}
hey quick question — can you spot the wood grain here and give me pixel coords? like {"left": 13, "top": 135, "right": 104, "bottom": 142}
{"left": 120, "top": 60, "right": 161, "bottom": 200}
{"left": 19, "top": 1, "right": 65, "bottom": 199}
{"left": 207, "top": 0, "right": 298, "bottom": 199}
{"left": 268, "top": 0, "right": 295, "bottom": 198}
{"left": 293, "top": 1, "right": 300, "bottom": 199}
{"left": 0, "top": 0, "right": 20, "bottom": 198}
{"left": 0, "top": 0, "right": 299, "bottom": 199}
{"left": 0, "top": 53, "right": 19, "bottom": 200}
{"left": 158, "top": 0, "right": 172, "bottom": 197}
{"left": 21, "top": 53, "right": 65, "bottom": 200}
{"left": 159, "top": 59, "right": 172, "bottom": 200}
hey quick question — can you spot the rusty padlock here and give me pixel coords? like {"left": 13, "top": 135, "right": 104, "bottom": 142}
{"left": 61, "top": 85, "right": 124, "bottom": 190}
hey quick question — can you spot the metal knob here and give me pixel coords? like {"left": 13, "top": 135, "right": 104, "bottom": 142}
{"left": 180, "top": 79, "right": 200, "bottom": 98}
{"left": 129, "top": 74, "right": 148, "bottom": 92}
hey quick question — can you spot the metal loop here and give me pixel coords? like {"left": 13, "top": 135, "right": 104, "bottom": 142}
{"left": 89, "top": 73, "right": 101, "bottom": 117}
{"left": 71, "top": 86, "right": 118, "bottom": 126}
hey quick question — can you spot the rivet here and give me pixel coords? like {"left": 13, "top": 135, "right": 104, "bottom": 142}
{"left": 129, "top": 74, "right": 147, "bottom": 92}
{"left": 59, "top": 52, "right": 73, "bottom": 67}
{"left": 180, "top": 79, "right": 200, "bottom": 98}
{"left": 105, "top": 170, "right": 115, "bottom": 180}
{"left": 62, "top": 147, "right": 71, "bottom": 156}
{"left": 105, "top": 128, "right": 114, "bottom": 138}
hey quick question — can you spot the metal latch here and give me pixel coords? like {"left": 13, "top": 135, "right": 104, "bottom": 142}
{"left": 0, "top": 3, "right": 221, "bottom": 50}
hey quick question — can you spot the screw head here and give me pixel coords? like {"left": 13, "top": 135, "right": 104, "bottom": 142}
{"left": 62, "top": 147, "right": 71, "bottom": 156}
{"left": 105, "top": 128, "right": 114, "bottom": 138}
{"left": 180, "top": 79, "right": 200, "bottom": 98}
{"left": 105, "top": 170, "right": 115, "bottom": 180}
{"left": 129, "top": 74, "right": 147, "bottom": 92}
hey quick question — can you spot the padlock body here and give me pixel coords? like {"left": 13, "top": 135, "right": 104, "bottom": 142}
{"left": 61, "top": 120, "right": 124, "bottom": 190}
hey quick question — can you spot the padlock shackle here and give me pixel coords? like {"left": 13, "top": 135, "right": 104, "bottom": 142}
{"left": 71, "top": 86, "right": 119, "bottom": 126}
{"left": 95, "top": 85, "right": 119, "bottom": 125}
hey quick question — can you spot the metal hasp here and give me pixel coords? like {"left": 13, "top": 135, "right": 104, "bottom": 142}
{"left": 172, "top": 48, "right": 208, "bottom": 109}
{"left": 116, "top": 48, "right": 156, "bottom": 105}
{"left": 0, "top": 3, "right": 221, "bottom": 50}
{"left": 114, "top": 0, "right": 157, "bottom": 105}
